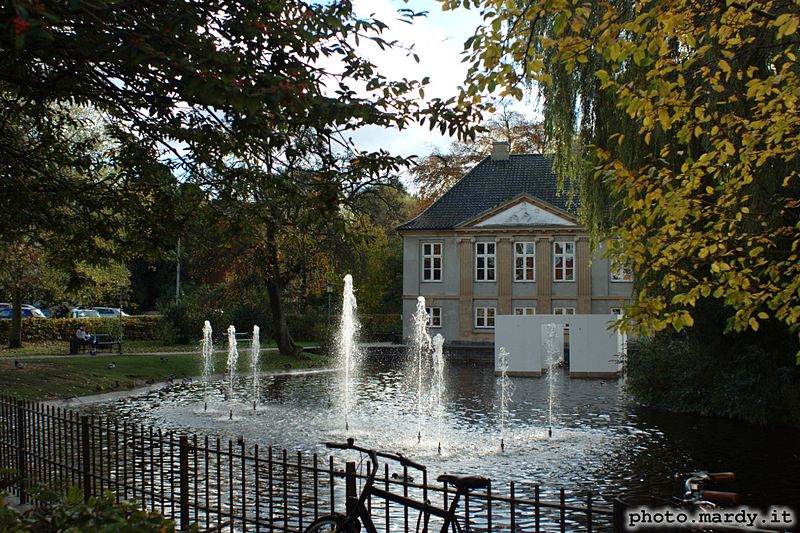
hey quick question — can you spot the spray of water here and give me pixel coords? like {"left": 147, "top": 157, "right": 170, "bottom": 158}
{"left": 542, "top": 324, "right": 561, "bottom": 437}
{"left": 430, "top": 333, "right": 447, "bottom": 453}
{"left": 201, "top": 321, "right": 214, "bottom": 411}
{"left": 409, "top": 296, "right": 432, "bottom": 443}
{"left": 497, "top": 346, "right": 515, "bottom": 452}
{"left": 226, "top": 325, "right": 239, "bottom": 420}
{"left": 250, "top": 325, "right": 261, "bottom": 410}
{"left": 337, "top": 274, "right": 361, "bottom": 432}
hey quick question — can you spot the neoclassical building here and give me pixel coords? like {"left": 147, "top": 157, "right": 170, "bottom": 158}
{"left": 397, "top": 142, "right": 633, "bottom": 344}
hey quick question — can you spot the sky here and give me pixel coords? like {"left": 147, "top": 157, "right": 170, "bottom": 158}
{"left": 346, "top": 0, "right": 527, "bottom": 160}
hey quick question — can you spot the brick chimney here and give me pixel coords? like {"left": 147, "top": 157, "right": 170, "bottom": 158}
{"left": 491, "top": 141, "right": 510, "bottom": 161}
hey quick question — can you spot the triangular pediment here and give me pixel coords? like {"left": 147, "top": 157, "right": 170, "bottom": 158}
{"left": 461, "top": 195, "right": 578, "bottom": 228}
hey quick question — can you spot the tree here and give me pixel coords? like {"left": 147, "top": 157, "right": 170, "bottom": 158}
{"left": 447, "top": 0, "right": 800, "bottom": 355}
{"left": 411, "top": 106, "right": 547, "bottom": 203}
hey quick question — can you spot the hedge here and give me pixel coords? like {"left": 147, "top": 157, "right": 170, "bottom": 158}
{"left": 0, "top": 316, "right": 161, "bottom": 343}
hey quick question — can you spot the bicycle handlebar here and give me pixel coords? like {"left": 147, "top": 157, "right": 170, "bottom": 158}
{"left": 324, "top": 439, "right": 427, "bottom": 472}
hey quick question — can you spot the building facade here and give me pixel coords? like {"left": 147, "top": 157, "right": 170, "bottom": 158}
{"left": 397, "top": 143, "right": 633, "bottom": 345}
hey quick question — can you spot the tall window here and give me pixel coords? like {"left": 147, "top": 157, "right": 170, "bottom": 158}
{"left": 475, "top": 307, "right": 496, "bottom": 328}
{"left": 514, "top": 241, "right": 536, "bottom": 281}
{"left": 611, "top": 265, "right": 633, "bottom": 282}
{"left": 553, "top": 240, "right": 575, "bottom": 281}
{"left": 514, "top": 307, "right": 536, "bottom": 316}
{"left": 422, "top": 242, "right": 442, "bottom": 282}
{"left": 426, "top": 307, "right": 442, "bottom": 328}
{"left": 475, "top": 242, "right": 496, "bottom": 281}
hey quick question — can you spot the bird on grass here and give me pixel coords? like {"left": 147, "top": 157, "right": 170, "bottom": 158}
{"left": 14, "top": 360, "right": 23, "bottom": 369}
{"left": 108, "top": 362, "right": 116, "bottom": 369}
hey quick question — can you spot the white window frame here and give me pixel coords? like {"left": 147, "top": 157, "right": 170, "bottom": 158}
{"left": 475, "top": 241, "right": 496, "bottom": 282}
{"left": 426, "top": 307, "right": 442, "bottom": 328}
{"left": 421, "top": 242, "right": 442, "bottom": 282}
{"left": 610, "top": 307, "right": 623, "bottom": 316}
{"left": 475, "top": 307, "right": 496, "bottom": 329}
{"left": 553, "top": 307, "right": 576, "bottom": 316}
{"left": 610, "top": 265, "right": 633, "bottom": 282}
{"left": 514, "top": 307, "right": 536, "bottom": 316}
{"left": 514, "top": 241, "right": 536, "bottom": 282}
{"left": 553, "top": 240, "right": 575, "bottom": 282}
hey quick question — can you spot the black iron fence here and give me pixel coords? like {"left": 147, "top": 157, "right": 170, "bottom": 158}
{"left": 0, "top": 396, "right": 619, "bottom": 531}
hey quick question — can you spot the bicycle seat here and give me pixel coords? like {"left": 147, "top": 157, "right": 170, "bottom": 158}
{"left": 437, "top": 474, "right": 490, "bottom": 490}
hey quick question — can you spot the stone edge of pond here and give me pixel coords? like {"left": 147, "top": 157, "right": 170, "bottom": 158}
{"left": 46, "top": 367, "right": 338, "bottom": 408}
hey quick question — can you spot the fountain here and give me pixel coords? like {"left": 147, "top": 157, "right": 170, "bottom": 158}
{"left": 542, "top": 323, "right": 561, "bottom": 437}
{"left": 250, "top": 325, "right": 261, "bottom": 410}
{"left": 496, "top": 346, "right": 515, "bottom": 452}
{"left": 430, "top": 333, "right": 446, "bottom": 454}
{"left": 409, "top": 296, "right": 432, "bottom": 444}
{"left": 226, "top": 325, "right": 239, "bottom": 420}
{"left": 337, "top": 274, "right": 361, "bottom": 432}
{"left": 201, "top": 321, "right": 214, "bottom": 412}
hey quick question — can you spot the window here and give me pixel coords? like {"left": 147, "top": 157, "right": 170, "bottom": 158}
{"left": 475, "top": 307, "right": 496, "bottom": 328}
{"left": 611, "top": 307, "right": 623, "bottom": 316}
{"left": 475, "top": 242, "right": 496, "bottom": 281}
{"left": 426, "top": 307, "right": 442, "bottom": 328}
{"left": 514, "top": 307, "right": 536, "bottom": 316}
{"left": 553, "top": 241, "right": 575, "bottom": 281}
{"left": 422, "top": 242, "right": 442, "bottom": 282}
{"left": 514, "top": 241, "right": 536, "bottom": 281}
{"left": 553, "top": 307, "right": 575, "bottom": 315}
{"left": 611, "top": 265, "right": 633, "bottom": 282}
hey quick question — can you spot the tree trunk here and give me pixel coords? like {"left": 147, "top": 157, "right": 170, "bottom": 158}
{"left": 264, "top": 224, "right": 302, "bottom": 357}
{"left": 9, "top": 288, "right": 22, "bottom": 349}
{"left": 266, "top": 276, "right": 301, "bottom": 357}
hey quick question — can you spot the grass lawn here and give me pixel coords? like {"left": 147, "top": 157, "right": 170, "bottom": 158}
{"left": 0, "top": 339, "right": 320, "bottom": 357}
{"left": 0, "top": 351, "right": 332, "bottom": 401}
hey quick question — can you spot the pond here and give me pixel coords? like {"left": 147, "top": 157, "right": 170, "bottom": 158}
{"left": 78, "top": 357, "right": 800, "bottom": 511}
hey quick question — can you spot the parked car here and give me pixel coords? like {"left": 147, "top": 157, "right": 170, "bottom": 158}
{"left": 91, "top": 307, "right": 130, "bottom": 318}
{"left": 69, "top": 309, "right": 101, "bottom": 319}
{"left": 0, "top": 306, "right": 46, "bottom": 318}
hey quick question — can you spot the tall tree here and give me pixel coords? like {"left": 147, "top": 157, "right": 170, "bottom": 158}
{"left": 411, "top": 106, "right": 546, "bottom": 203}
{"left": 447, "top": 0, "right": 800, "bottom": 355}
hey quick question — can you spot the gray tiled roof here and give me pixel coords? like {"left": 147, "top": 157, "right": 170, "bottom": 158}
{"left": 398, "top": 154, "right": 576, "bottom": 231}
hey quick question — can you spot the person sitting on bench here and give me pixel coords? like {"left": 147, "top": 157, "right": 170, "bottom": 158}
{"left": 75, "top": 324, "right": 97, "bottom": 355}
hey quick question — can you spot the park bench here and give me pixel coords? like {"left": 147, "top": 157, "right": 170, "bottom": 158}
{"left": 94, "top": 333, "right": 122, "bottom": 354}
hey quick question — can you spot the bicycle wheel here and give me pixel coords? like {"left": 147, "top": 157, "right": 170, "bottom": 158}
{"left": 303, "top": 514, "right": 358, "bottom": 533}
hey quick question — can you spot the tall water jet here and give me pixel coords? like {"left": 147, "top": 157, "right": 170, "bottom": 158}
{"left": 409, "top": 296, "right": 432, "bottom": 443}
{"left": 226, "top": 325, "right": 239, "bottom": 420}
{"left": 201, "top": 321, "right": 214, "bottom": 412}
{"left": 542, "top": 323, "right": 561, "bottom": 437}
{"left": 337, "top": 274, "right": 361, "bottom": 432}
{"left": 250, "top": 325, "right": 261, "bottom": 410}
{"left": 430, "top": 334, "right": 447, "bottom": 453}
{"left": 497, "top": 346, "right": 515, "bottom": 452}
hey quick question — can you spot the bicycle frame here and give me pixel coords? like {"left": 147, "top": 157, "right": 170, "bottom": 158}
{"left": 325, "top": 439, "right": 471, "bottom": 533}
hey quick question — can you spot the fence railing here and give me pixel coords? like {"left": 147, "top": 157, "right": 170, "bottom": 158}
{"left": 0, "top": 396, "right": 620, "bottom": 531}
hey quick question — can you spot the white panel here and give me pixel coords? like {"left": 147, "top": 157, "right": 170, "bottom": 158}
{"left": 566, "top": 315, "right": 621, "bottom": 375}
{"left": 495, "top": 314, "right": 621, "bottom": 377}
{"left": 476, "top": 201, "right": 575, "bottom": 227}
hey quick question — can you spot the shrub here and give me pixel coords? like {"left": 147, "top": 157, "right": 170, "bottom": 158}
{"left": 0, "top": 317, "right": 161, "bottom": 344}
{"left": 1, "top": 486, "right": 187, "bottom": 532}
{"left": 625, "top": 333, "right": 800, "bottom": 427}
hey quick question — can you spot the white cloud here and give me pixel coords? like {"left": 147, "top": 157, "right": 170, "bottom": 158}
{"left": 346, "top": 0, "right": 482, "bottom": 157}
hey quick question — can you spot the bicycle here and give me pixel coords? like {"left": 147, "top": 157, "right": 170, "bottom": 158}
{"left": 303, "top": 438, "right": 490, "bottom": 533}
{"left": 678, "top": 471, "right": 740, "bottom": 510}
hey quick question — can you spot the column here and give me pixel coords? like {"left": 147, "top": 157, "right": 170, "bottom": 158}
{"left": 576, "top": 236, "right": 592, "bottom": 314}
{"left": 458, "top": 237, "right": 474, "bottom": 339}
{"left": 497, "top": 237, "right": 513, "bottom": 315}
{"left": 536, "top": 237, "right": 553, "bottom": 314}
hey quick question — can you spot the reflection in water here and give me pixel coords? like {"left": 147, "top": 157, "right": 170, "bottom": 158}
{"left": 80, "top": 358, "right": 800, "bottom": 509}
